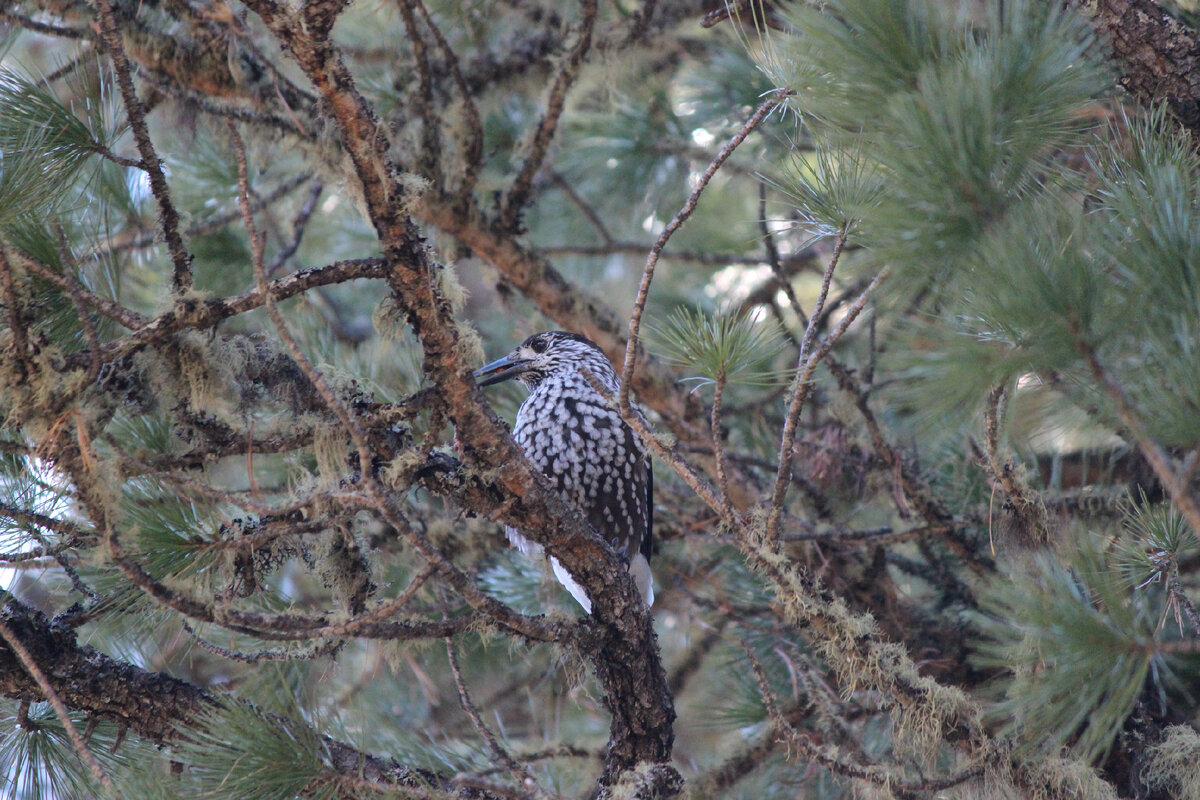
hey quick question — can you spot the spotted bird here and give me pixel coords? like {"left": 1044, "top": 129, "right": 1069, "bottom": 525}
{"left": 475, "top": 331, "right": 654, "bottom": 612}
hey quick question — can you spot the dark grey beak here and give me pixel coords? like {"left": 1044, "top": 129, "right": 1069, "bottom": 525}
{"left": 474, "top": 355, "right": 529, "bottom": 387}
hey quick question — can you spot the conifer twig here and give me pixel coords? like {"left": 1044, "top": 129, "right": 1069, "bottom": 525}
{"left": 267, "top": 180, "right": 324, "bottom": 276}
{"left": 53, "top": 224, "right": 104, "bottom": 387}
{"left": 500, "top": 0, "right": 599, "bottom": 230}
{"left": 445, "top": 637, "right": 550, "bottom": 799}
{"left": 1166, "top": 569, "right": 1200, "bottom": 636}
{"left": 94, "top": 0, "right": 193, "bottom": 294}
{"left": 408, "top": 0, "right": 484, "bottom": 197}
{"left": 796, "top": 230, "right": 846, "bottom": 367}
{"left": 763, "top": 263, "right": 888, "bottom": 544}
{"left": 758, "top": 182, "right": 811, "bottom": 330}
{"left": 181, "top": 621, "right": 341, "bottom": 662}
{"left": 739, "top": 629, "right": 987, "bottom": 792}
{"left": 620, "top": 90, "right": 788, "bottom": 416}
{"left": 711, "top": 370, "right": 733, "bottom": 523}
{"left": 0, "top": 8, "right": 86, "bottom": 38}
{"left": 0, "top": 244, "right": 32, "bottom": 380}
{"left": 396, "top": 0, "right": 443, "bottom": 184}
{"left": 1080, "top": 339, "right": 1200, "bottom": 538}
{"left": 549, "top": 170, "right": 614, "bottom": 245}
{"left": 979, "top": 384, "right": 1051, "bottom": 545}
{"left": 96, "top": 172, "right": 313, "bottom": 256}
{"left": 13, "top": 250, "right": 147, "bottom": 330}
{"left": 0, "top": 615, "right": 116, "bottom": 793}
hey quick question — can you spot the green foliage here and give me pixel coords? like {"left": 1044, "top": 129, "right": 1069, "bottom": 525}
{"left": 760, "top": 0, "right": 1108, "bottom": 288}
{"left": 0, "top": 68, "right": 100, "bottom": 226}
{"left": 560, "top": 82, "right": 695, "bottom": 218}
{"left": 1084, "top": 109, "right": 1200, "bottom": 446}
{"left": 175, "top": 700, "right": 345, "bottom": 800}
{"left": 767, "top": 134, "right": 883, "bottom": 241}
{"left": 759, "top": 0, "right": 955, "bottom": 128}
{"left": 120, "top": 478, "right": 222, "bottom": 581}
{"left": 0, "top": 464, "right": 71, "bottom": 559}
{"left": 1111, "top": 493, "right": 1197, "bottom": 591}
{"left": 974, "top": 535, "right": 1174, "bottom": 763}
{"left": 478, "top": 549, "right": 551, "bottom": 615}
{"left": 0, "top": 700, "right": 140, "bottom": 800}
{"left": 645, "top": 306, "right": 787, "bottom": 387}
{"left": 3, "top": 1, "right": 1199, "bottom": 797}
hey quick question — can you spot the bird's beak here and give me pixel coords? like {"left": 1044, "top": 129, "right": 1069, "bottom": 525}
{"left": 474, "top": 355, "right": 530, "bottom": 387}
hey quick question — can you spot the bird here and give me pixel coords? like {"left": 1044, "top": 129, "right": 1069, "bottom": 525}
{"left": 474, "top": 331, "right": 654, "bottom": 613}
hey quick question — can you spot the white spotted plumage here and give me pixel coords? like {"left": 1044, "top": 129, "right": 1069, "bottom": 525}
{"left": 475, "top": 332, "right": 654, "bottom": 613}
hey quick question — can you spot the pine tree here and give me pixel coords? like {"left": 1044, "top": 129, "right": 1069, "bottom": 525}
{"left": 1, "top": 0, "right": 1200, "bottom": 798}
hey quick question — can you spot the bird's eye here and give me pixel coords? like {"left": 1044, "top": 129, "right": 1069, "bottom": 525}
{"left": 530, "top": 337, "right": 548, "bottom": 354}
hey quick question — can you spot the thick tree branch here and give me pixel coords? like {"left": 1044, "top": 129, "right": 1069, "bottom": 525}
{"left": 1079, "top": 0, "right": 1200, "bottom": 134}
{"left": 0, "top": 598, "right": 510, "bottom": 798}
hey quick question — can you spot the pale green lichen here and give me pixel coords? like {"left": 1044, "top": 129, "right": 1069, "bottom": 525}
{"left": 312, "top": 426, "right": 350, "bottom": 490}
{"left": 371, "top": 296, "right": 410, "bottom": 342}
{"left": 1017, "top": 756, "right": 1119, "bottom": 800}
{"left": 1144, "top": 726, "right": 1200, "bottom": 800}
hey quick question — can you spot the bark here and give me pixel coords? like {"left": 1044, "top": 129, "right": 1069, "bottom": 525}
{"left": 0, "top": 596, "right": 513, "bottom": 797}
{"left": 1079, "top": 0, "right": 1200, "bottom": 133}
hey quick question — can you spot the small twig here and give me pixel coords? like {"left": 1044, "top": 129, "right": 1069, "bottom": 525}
{"left": 619, "top": 91, "right": 787, "bottom": 416}
{"left": 100, "top": 174, "right": 311, "bottom": 257}
{"left": 500, "top": 0, "right": 599, "bottom": 231}
{"left": 228, "top": 122, "right": 373, "bottom": 483}
{"left": 550, "top": 170, "right": 613, "bottom": 245}
{"left": 408, "top": 0, "right": 484, "bottom": 197}
{"left": 540, "top": 241, "right": 771, "bottom": 266}
{"left": 781, "top": 523, "right": 956, "bottom": 545}
{"left": 739, "top": 632, "right": 985, "bottom": 792}
{"left": 764, "top": 264, "right": 888, "bottom": 544}
{"left": 0, "top": 9, "right": 87, "bottom": 38}
{"left": 396, "top": 0, "right": 443, "bottom": 183}
{"left": 22, "top": 521, "right": 99, "bottom": 603}
{"left": 797, "top": 231, "right": 847, "bottom": 367}
{"left": 979, "top": 384, "right": 1050, "bottom": 545}
{"left": 140, "top": 72, "right": 309, "bottom": 138}
{"left": 90, "top": 143, "right": 142, "bottom": 170}
{"left": 1166, "top": 568, "right": 1200, "bottom": 636}
{"left": 711, "top": 371, "right": 733, "bottom": 522}
{"left": 53, "top": 224, "right": 104, "bottom": 387}
{"left": 0, "top": 243, "right": 32, "bottom": 380}
{"left": 825, "top": 356, "right": 991, "bottom": 577}
{"left": 667, "top": 621, "right": 727, "bottom": 696}
{"left": 94, "top": 0, "right": 193, "bottom": 293}
{"left": 758, "top": 182, "right": 809, "bottom": 329}
{"left": 267, "top": 180, "right": 324, "bottom": 276}
{"left": 13, "top": 250, "right": 146, "bottom": 330}
{"left": 1080, "top": 339, "right": 1200, "bottom": 537}
{"left": 181, "top": 620, "right": 340, "bottom": 662}
{"left": 107, "top": 440, "right": 325, "bottom": 517}
{"left": 45, "top": 53, "right": 90, "bottom": 85}
{"left": 0, "top": 615, "right": 116, "bottom": 793}
{"left": 740, "top": 638, "right": 789, "bottom": 731}
{"left": 445, "top": 637, "right": 547, "bottom": 798}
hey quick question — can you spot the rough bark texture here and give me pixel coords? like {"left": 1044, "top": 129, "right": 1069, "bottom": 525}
{"left": 1080, "top": 0, "right": 1200, "bottom": 133}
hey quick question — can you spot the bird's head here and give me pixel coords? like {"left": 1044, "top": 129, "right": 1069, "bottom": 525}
{"left": 475, "top": 331, "right": 614, "bottom": 391}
